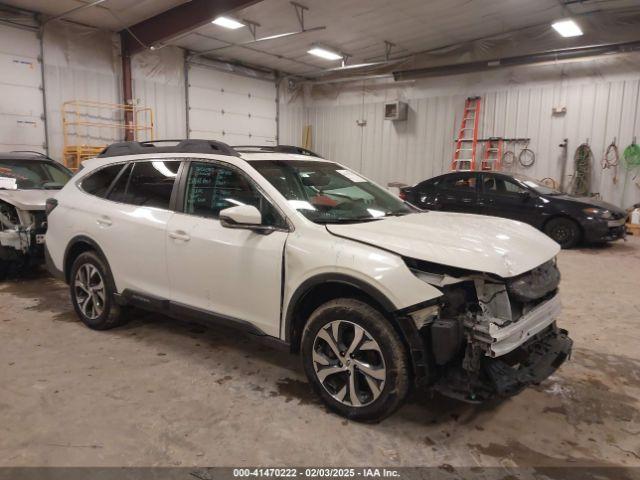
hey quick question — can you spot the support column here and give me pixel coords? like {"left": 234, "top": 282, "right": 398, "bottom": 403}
{"left": 121, "top": 38, "right": 134, "bottom": 141}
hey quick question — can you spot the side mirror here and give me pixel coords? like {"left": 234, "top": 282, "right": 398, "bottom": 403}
{"left": 520, "top": 191, "right": 533, "bottom": 201}
{"left": 220, "top": 205, "right": 274, "bottom": 234}
{"left": 220, "top": 205, "right": 262, "bottom": 226}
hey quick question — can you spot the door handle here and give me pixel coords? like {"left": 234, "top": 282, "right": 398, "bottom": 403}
{"left": 96, "top": 216, "right": 112, "bottom": 227}
{"left": 168, "top": 230, "right": 191, "bottom": 242}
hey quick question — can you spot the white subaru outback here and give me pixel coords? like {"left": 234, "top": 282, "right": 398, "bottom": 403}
{"left": 45, "top": 140, "right": 572, "bottom": 421}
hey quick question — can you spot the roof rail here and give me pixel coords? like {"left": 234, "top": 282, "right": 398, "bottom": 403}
{"left": 97, "top": 139, "right": 240, "bottom": 158}
{"left": 233, "top": 145, "right": 323, "bottom": 158}
{"left": 11, "top": 150, "right": 49, "bottom": 157}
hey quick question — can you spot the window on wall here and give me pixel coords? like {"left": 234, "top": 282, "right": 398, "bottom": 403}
{"left": 184, "top": 161, "right": 285, "bottom": 227}
{"left": 107, "top": 160, "right": 180, "bottom": 209}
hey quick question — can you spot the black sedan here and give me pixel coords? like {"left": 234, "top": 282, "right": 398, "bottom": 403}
{"left": 400, "top": 171, "right": 627, "bottom": 248}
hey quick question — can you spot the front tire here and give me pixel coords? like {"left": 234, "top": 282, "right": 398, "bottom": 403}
{"left": 69, "top": 251, "right": 127, "bottom": 330}
{"left": 0, "top": 259, "right": 9, "bottom": 281}
{"left": 301, "top": 298, "right": 410, "bottom": 422}
{"left": 544, "top": 217, "right": 581, "bottom": 248}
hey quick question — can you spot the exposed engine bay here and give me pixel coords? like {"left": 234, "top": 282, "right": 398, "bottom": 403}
{"left": 0, "top": 199, "right": 47, "bottom": 272}
{"left": 404, "top": 257, "right": 573, "bottom": 402}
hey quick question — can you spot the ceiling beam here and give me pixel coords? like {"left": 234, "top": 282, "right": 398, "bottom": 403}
{"left": 121, "top": 0, "right": 264, "bottom": 56}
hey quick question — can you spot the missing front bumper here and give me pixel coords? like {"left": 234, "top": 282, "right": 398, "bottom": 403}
{"left": 434, "top": 325, "right": 573, "bottom": 402}
{"left": 484, "top": 327, "right": 572, "bottom": 397}
{"left": 465, "top": 292, "right": 562, "bottom": 357}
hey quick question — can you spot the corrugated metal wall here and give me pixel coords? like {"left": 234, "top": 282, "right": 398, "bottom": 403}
{"left": 132, "top": 47, "right": 187, "bottom": 141}
{"left": 280, "top": 61, "right": 640, "bottom": 209}
{"left": 43, "top": 23, "right": 121, "bottom": 162}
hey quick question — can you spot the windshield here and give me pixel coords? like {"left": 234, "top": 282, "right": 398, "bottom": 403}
{"left": 513, "top": 174, "right": 561, "bottom": 195}
{"left": 0, "top": 159, "right": 72, "bottom": 190}
{"left": 249, "top": 160, "right": 415, "bottom": 224}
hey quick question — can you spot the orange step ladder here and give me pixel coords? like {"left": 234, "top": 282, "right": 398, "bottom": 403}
{"left": 481, "top": 137, "right": 503, "bottom": 170}
{"left": 451, "top": 96, "right": 481, "bottom": 171}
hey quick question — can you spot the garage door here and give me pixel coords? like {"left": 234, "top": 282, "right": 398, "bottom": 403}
{"left": 0, "top": 24, "right": 46, "bottom": 153}
{"left": 187, "top": 61, "right": 277, "bottom": 147}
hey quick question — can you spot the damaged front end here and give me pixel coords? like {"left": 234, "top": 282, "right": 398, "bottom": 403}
{"left": 0, "top": 200, "right": 47, "bottom": 267}
{"left": 404, "top": 257, "right": 573, "bottom": 402}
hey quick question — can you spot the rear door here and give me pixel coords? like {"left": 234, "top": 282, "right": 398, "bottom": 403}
{"left": 432, "top": 172, "right": 481, "bottom": 213}
{"left": 165, "top": 160, "right": 288, "bottom": 337}
{"left": 478, "top": 173, "right": 537, "bottom": 223}
{"left": 84, "top": 159, "right": 181, "bottom": 298}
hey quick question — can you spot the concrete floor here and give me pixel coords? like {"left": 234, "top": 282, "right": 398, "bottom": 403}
{"left": 1, "top": 238, "right": 639, "bottom": 468}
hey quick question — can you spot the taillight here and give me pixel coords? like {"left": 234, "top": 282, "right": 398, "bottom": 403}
{"left": 45, "top": 198, "right": 58, "bottom": 216}
{"left": 399, "top": 190, "right": 407, "bottom": 201}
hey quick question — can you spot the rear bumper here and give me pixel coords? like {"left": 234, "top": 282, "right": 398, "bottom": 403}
{"left": 45, "top": 244, "right": 65, "bottom": 281}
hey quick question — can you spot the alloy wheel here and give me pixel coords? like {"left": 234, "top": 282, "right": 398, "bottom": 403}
{"left": 74, "top": 263, "right": 106, "bottom": 320}
{"left": 312, "top": 320, "right": 386, "bottom": 407}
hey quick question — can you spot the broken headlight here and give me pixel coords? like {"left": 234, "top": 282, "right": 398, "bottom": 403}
{"left": 506, "top": 259, "right": 560, "bottom": 303}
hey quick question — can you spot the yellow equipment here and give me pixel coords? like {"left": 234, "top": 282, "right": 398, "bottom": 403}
{"left": 62, "top": 100, "right": 154, "bottom": 170}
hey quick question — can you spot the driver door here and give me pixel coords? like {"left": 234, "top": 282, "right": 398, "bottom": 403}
{"left": 165, "top": 160, "right": 289, "bottom": 337}
{"left": 479, "top": 174, "right": 537, "bottom": 224}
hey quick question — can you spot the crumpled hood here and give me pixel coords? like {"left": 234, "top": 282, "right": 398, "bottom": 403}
{"left": 0, "top": 189, "right": 51, "bottom": 210}
{"left": 326, "top": 211, "right": 560, "bottom": 278}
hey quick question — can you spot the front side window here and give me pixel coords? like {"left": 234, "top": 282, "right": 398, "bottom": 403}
{"left": 107, "top": 160, "right": 180, "bottom": 209}
{"left": 81, "top": 163, "right": 125, "bottom": 197}
{"left": 249, "top": 160, "right": 414, "bottom": 224}
{"left": 484, "top": 176, "right": 528, "bottom": 196}
{"left": 184, "top": 162, "right": 285, "bottom": 227}
{"left": 0, "top": 159, "right": 72, "bottom": 190}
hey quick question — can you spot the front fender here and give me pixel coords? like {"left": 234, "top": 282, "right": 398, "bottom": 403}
{"left": 282, "top": 233, "right": 443, "bottom": 337}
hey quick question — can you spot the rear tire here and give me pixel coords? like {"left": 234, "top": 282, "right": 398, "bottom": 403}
{"left": 69, "top": 251, "right": 127, "bottom": 330}
{"left": 544, "top": 217, "right": 581, "bottom": 248}
{"left": 301, "top": 298, "right": 410, "bottom": 422}
{"left": 0, "top": 259, "right": 8, "bottom": 281}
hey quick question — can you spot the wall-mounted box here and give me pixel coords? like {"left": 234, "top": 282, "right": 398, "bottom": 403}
{"left": 384, "top": 101, "right": 408, "bottom": 121}
{"left": 552, "top": 106, "right": 567, "bottom": 116}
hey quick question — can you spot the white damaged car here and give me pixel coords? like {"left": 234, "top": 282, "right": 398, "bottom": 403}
{"left": 45, "top": 140, "right": 572, "bottom": 421}
{"left": 0, "top": 152, "right": 73, "bottom": 279}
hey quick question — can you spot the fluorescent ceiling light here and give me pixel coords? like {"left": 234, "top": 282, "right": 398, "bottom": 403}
{"left": 308, "top": 45, "right": 343, "bottom": 61}
{"left": 212, "top": 16, "right": 245, "bottom": 29}
{"left": 552, "top": 19, "right": 583, "bottom": 37}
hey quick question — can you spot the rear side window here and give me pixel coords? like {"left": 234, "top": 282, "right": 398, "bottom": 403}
{"left": 440, "top": 174, "right": 477, "bottom": 192}
{"left": 107, "top": 163, "right": 133, "bottom": 203}
{"left": 110, "top": 160, "right": 180, "bottom": 209}
{"left": 81, "top": 164, "right": 124, "bottom": 197}
{"left": 417, "top": 178, "right": 437, "bottom": 192}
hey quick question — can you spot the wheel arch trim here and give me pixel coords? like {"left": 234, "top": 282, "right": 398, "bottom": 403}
{"left": 542, "top": 214, "right": 584, "bottom": 237}
{"left": 284, "top": 273, "right": 397, "bottom": 343}
{"left": 284, "top": 273, "right": 430, "bottom": 382}
{"left": 62, "top": 235, "right": 109, "bottom": 284}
